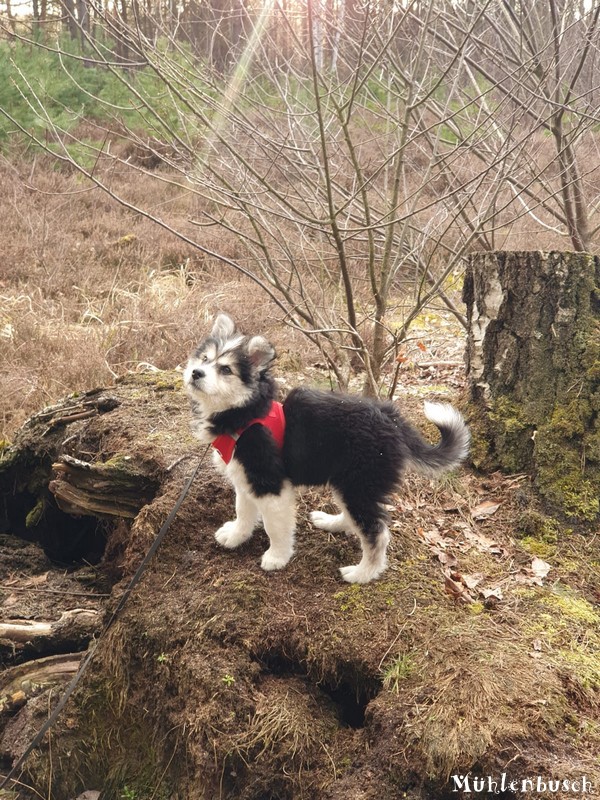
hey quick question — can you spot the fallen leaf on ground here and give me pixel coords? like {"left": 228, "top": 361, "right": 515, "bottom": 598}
{"left": 515, "top": 558, "right": 552, "bottom": 586}
{"left": 444, "top": 571, "right": 475, "bottom": 604}
{"left": 4, "top": 571, "right": 49, "bottom": 588}
{"left": 463, "top": 528, "right": 507, "bottom": 556}
{"left": 470, "top": 500, "right": 501, "bottom": 519}
{"left": 420, "top": 528, "right": 449, "bottom": 548}
{"left": 531, "top": 557, "right": 551, "bottom": 580}
{"left": 437, "top": 551, "right": 458, "bottom": 567}
{"left": 481, "top": 586, "right": 504, "bottom": 600}
{"left": 462, "top": 572, "right": 485, "bottom": 590}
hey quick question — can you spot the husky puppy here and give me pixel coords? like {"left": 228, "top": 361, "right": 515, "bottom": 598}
{"left": 184, "top": 314, "right": 469, "bottom": 584}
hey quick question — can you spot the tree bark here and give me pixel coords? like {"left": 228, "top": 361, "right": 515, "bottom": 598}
{"left": 1, "top": 653, "right": 83, "bottom": 715}
{"left": 50, "top": 454, "right": 158, "bottom": 518}
{"left": 0, "top": 610, "right": 100, "bottom": 652}
{"left": 464, "top": 250, "right": 600, "bottom": 521}
{"left": 60, "top": 0, "right": 80, "bottom": 39}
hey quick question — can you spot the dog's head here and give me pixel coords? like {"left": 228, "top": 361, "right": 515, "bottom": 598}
{"left": 184, "top": 314, "right": 275, "bottom": 414}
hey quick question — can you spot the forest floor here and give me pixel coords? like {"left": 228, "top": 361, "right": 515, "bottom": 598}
{"left": 1, "top": 311, "right": 600, "bottom": 800}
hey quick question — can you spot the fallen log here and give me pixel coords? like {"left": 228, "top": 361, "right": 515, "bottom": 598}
{"left": 0, "top": 609, "right": 100, "bottom": 657}
{"left": 0, "top": 652, "right": 83, "bottom": 715}
{"left": 49, "top": 455, "right": 158, "bottom": 518}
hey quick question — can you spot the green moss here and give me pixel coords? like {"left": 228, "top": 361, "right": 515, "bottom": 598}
{"left": 516, "top": 510, "right": 560, "bottom": 543}
{"left": 549, "top": 400, "right": 591, "bottom": 438}
{"left": 486, "top": 395, "right": 535, "bottom": 473}
{"left": 536, "top": 463, "right": 600, "bottom": 521}
{"left": 540, "top": 591, "right": 600, "bottom": 626}
{"left": 516, "top": 511, "right": 560, "bottom": 556}
{"left": 559, "top": 647, "right": 600, "bottom": 691}
{"left": 516, "top": 585, "right": 600, "bottom": 705}
{"left": 103, "top": 453, "right": 133, "bottom": 469}
{"left": 467, "top": 601, "right": 485, "bottom": 615}
{"left": 333, "top": 584, "right": 366, "bottom": 614}
{"left": 534, "top": 400, "right": 600, "bottom": 521}
{"left": 25, "top": 497, "right": 46, "bottom": 528}
{"left": 519, "top": 537, "right": 556, "bottom": 558}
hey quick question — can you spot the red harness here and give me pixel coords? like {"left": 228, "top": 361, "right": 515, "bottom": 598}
{"left": 211, "top": 401, "right": 286, "bottom": 465}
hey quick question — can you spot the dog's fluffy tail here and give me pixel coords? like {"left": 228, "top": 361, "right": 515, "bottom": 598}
{"left": 405, "top": 402, "right": 470, "bottom": 475}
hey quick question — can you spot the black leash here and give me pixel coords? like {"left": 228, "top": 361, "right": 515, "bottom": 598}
{"left": 0, "top": 446, "right": 210, "bottom": 792}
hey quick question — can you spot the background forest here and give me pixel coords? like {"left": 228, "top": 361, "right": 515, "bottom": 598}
{"left": 1, "top": 0, "right": 600, "bottom": 430}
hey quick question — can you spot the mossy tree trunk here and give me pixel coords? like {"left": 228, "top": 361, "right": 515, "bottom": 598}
{"left": 464, "top": 251, "right": 600, "bottom": 521}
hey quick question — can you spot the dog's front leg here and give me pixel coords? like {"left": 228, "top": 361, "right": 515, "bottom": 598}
{"left": 215, "top": 484, "right": 259, "bottom": 549}
{"left": 256, "top": 482, "right": 296, "bottom": 572}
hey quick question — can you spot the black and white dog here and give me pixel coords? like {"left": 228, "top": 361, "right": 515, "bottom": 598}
{"left": 184, "top": 314, "right": 469, "bottom": 584}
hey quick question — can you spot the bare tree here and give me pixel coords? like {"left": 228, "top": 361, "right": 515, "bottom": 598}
{"left": 425, "top": 0, "right": 600, "bottom": 253}
{"left": 2, "top": 0, "right": 599, "bottom": 391}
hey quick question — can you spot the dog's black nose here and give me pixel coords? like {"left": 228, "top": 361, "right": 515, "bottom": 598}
{"left": 191, "top": 369, "right": 205, "bottom": 381}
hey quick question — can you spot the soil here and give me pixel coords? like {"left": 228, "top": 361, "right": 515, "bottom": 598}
{"left": 1, "top": 347, "right": 600, "bottom": 800}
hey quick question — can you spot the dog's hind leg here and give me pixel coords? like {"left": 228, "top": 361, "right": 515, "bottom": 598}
{"left": 338, "top": 522, "right": 390, "bottom": 584}
{"left": 215, "top": 485, "right": 259, "bottom": 549}
{"left": 310, "top": 510, "right": 347, "bottom": 532}
{"left": 256, "top": 482, "right": 296, "bottom": 572}
{"left": 310, "top": 491, "right": 352, "bottom": 533}
{"left": 335, "top": 495, "right": 390, "bottom": 583}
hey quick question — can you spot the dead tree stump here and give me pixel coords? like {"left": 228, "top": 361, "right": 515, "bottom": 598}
{"left": 463, "top": 251, "right": 600, "bottom": 521}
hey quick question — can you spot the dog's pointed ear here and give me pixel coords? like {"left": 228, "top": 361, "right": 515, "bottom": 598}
{"left": 211, "top": 313, "right": 236, "bottom": 342}
{"left": 247, "top": 335, "right": 275, "bottom": 371}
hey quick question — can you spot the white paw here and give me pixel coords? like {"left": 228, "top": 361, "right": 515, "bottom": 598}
{"left": 260, "top": 548, "right": 292, "bottom": 572}
{"left": 310, "top": 510, "right": 346, "bottom": 533}
{"left": 215, "top": 521, "right": 253, "bottom": 549}
{"left": 339, "top": 563, "right": 383, "bottom": 584}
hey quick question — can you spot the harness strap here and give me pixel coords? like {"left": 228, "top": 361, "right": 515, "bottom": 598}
{"left": 212, "top": 401, "right": 285, "bottom": 464}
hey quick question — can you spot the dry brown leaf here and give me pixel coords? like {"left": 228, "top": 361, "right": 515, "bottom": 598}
{"left": 4, "top": 571, "right": 49, "bottom": 588}
{"left": 531, "top": 557, "right": 551, "bottom": 579}
{"left": 437, "top": 551, "right": 458, "bottom": 566}
{"left": 420, "top": 528, "right": 448, "bottom": 547}
{"left": 515, "top": 558, "right": 552, "bottom": 587}
{"left": 470, "top": 500, "right": 501, "bottom": 520}
{"left": 444, "top": 572, "right": 475, "bottom": 605}
{"left": 462, "top": 572, "right": 485, "bottom": 590}
{"left": 463, "top": 528, "right": 507, "bottom": 556}
{"left": 3, "top": 593, "right": 19, "bottom": 608}
{"left": 481, "top": 586, "right": 504, "bottom": 600}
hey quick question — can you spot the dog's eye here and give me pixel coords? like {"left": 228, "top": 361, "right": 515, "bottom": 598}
{"left": 219, "top": 365, "right": 233, "bottom": 376}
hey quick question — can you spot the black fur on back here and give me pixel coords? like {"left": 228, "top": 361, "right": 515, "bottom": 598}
{"left": 224, "top": 382, "right": 464, "bottom": 536}
{"left": 281, "top": 388, "right": 413, "bottom": 536}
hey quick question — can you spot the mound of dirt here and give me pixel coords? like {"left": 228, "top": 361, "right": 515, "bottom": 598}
{"left": 1, "top": 372, "right": 599, "bottom": 799}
